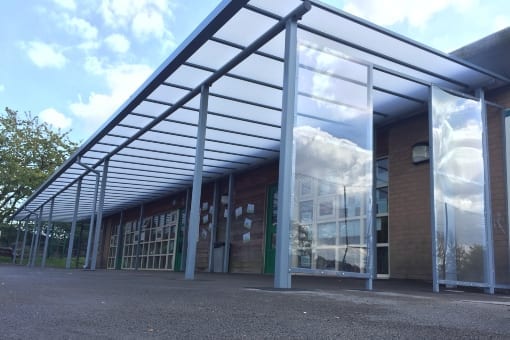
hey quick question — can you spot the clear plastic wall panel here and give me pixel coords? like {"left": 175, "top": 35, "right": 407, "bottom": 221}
{"left": 148, "top": 85, "right": 190, "bottom": 106}
{"left": 210, "top": 76, "right": 282, "bottom": 110}
{"left": 207, "top": 96, "right": 281, "bottom": 126}
{"left": 165, "top": 65, "right": 212, "bottom": 90}
{"left": 292, "top": 41, "right": 373, "bottom": 275}
{"left": 187, "top": 40, "right": 240, "bottom": 71}
{"left": 98, "top": 134, "right": 129, "bottom": 147}
{"left": 431, "top": 86, "right": 486, "bottom": 283}
{"left": 133, "top": 101, "right": 169, "bottom": 118}
{"left": 213, "top": 8, "right": 277, "bottom": 48}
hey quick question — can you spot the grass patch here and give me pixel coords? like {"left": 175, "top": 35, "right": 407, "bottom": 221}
{"left": 0, "top": 255, "right": 85, "bottom": 268}
{"left": 0, "top": 255, "right": 13, "bottom": 264}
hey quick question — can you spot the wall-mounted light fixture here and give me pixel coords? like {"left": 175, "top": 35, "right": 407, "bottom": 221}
{"left": 412, "top": 142, "right": 429, "bottom": 164}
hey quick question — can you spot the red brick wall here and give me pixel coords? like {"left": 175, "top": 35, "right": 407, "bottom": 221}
{"left": 195, "top": 183, "right": 214, "bottom": 272}
{"left": 487, "top": 86, "right": 510, "bottom": 284}
{"left": 386, "top": 113, "right": 432, "bottom": 280}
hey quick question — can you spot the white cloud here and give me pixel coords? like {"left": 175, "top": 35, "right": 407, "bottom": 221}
{"left": 99, "top": 0, "right": 171, "bottom": 28}
{"left": 132, "top": 10, "right": 165, "bottom": 40}
{"left": 83, "top": 56, "right": 104, "bottom": 75}
{"left": 99, "top": 0, "right": 175, "bottom": 46}
{"left": 104, "top": 33, "right": 130, "bottom": 53}
{"left": 39, "top": 108, "right": 73, "bottom": 130}
{"left": 61, "top": 14, "right": 98, "bottom": 41}
{"left": 20, "top": 41, "right": 67, "bottom": 69}
{"left": 0, "top": 84, "right": 4, "bottom": 92}
{"left": 70, "top": 62, "right": 153, "bottom": 134}
{"left": 343, "top": 0, "right": 477, "bottom": 27}
{"left": 53, "top": 0, "right": 76, "bottom": 11}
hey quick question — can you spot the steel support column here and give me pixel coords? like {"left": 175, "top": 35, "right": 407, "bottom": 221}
{"left": 180, "top": 188, "right": 191, "bottom": 272}
{"left": 66, "top": 179, "right": 82, "bottom": 269}
{"left": 429, "top": 86, "right": 440, "bottom": 293}
{"left": 30, "top": 208, "right": 44, "bottom": 267}
{"left": 366, "top": 64, "right": 375, "bottom": 291}
{"left": 478, "top": 88, "right": 496, "bottom": 294}
{"left": 115, "top": 211, "right": 124, "bottom": 270}
{"left": 19, "top": 218, "right": 30, "bottom": 265}
{"left": 208, "top": 180, "right": 220, "bottom": 272}
{"left": 41, "top": 198, "right": 55, "bottom": 268}
{"left": 83, "top": 169, "right": 100, "bottom": 269}
{"left": 185, "top": 84, "right": 209, "bottom": 280}
{"left": 135, "top": 205, "right": 144, "bottom": 270}
{"left": 223, "top": 174, "right": 233, "bottom": 273}
{"left": 12, "top": 221, "right": 21, "bottom": 264}
{"left": 274, "top": 18, "right": 299, "bottom": 289}
{"left": 91, "top": 158, "right": 109, "bottom": 270}
{"left": 27, "top": 220, "right": 36, "bottom": 266}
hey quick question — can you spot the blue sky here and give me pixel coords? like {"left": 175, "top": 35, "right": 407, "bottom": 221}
{"left": 0, "top": 0, "right": 508, "bottom": 143}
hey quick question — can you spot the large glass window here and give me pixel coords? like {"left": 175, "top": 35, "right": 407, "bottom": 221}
{"left": 121, "top": 210, "right": 180, "bottom": 271}
{"left": 376, "top": 158, "right": 389, "bottom": 276}
{"left": 291, "top": 41, "right": 373, "bottom": 275}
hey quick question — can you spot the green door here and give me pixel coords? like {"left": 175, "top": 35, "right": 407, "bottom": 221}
{"left": 174, "top": 209, "right": 185, "bottom": 271}
{"left": 264, "top": 184, "right": 278, "bottom": 274}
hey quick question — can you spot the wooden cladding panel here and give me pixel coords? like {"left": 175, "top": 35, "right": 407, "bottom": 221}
{"left": 229, "top": 162, "right": 278, "bottom": 273}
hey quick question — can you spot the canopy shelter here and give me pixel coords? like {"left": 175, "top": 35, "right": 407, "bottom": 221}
{"left": 12, "top": 0, "right": 510, "bottom": 290}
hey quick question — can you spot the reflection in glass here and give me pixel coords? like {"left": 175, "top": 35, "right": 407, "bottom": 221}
{"left": 431, "top": 86, "right": 486, "bottom": 283}
{"left": 318, "top": 222, "right": 337, "bottom": 245}
{"left": 376, "top": 158, "right": 389, "bottom": 187}
{"left": 339, "top": 220, "right": 361, "bottom": 245}
{"left": 291, "top": 40, "right": 373, "bottom": 275}
{"left": 315, "top": 249, "right": 336, "bottom": 270}
{"left": 376, "top": 217, "right": 388, "bottom": 243}
{"left": 299, "top": 201, "right": 313, "bottom": 223}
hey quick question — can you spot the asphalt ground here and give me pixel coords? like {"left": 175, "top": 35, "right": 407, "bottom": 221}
{"left": 1, "top": 264, "right": 510, "bottom": 339}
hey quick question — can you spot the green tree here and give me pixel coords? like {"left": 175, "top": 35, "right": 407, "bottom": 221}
{"left": 0, "top": 107, "right": 78, "bottom": 222}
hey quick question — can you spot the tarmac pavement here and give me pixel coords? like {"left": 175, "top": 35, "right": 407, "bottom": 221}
{"left": 1, "top": 264, "right": 510, "bottom": 339}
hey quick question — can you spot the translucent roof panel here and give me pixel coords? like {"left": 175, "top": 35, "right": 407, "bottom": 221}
{"left": 13, "top": 0, "right": 508, "bottom": 222}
